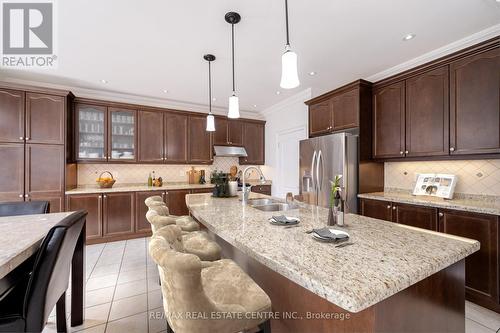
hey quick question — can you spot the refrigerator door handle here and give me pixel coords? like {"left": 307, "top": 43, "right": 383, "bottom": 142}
{"left": 316, "top": 150, "right": 323, "bottom": 191}
{"left": 311, "top": 150, "right": 317, "bottom": 191}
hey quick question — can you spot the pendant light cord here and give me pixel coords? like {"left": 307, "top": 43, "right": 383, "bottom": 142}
{"left": 208, "top": 60, "right": 212, "bottom": 114}
{"left": 231, "top": 23, "right": 235, "bottom": 94}
{"left": 285, "top": 0, "right": 290, "bottom": 46}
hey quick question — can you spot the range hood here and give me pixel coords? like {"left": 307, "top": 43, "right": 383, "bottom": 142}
{"left": 213, "top": 145, "right": 248, "bottom": 157}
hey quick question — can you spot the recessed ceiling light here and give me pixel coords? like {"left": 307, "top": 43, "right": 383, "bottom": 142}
{"left": 162, "top": 89, "right": 169, "bottom": 93}
{"left": 309, "top": 71, "right": 316, "bottom": 76}
{"left": 100, "top": 79, "right": 108, "bottom": 84}
{"left": 276, "top": 91, "right": 281, "bottom": 95}
{"left": 402, "top": 34, "right": 416, "bottom": 41}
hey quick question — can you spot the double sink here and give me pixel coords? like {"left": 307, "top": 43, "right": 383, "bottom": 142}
{"left": 246, "top": 198, "right": 299, "bottom": 212}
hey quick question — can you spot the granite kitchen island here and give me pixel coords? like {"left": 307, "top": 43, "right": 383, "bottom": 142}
{"left": 186, "top": 193, "right": 479, "bottom": 333}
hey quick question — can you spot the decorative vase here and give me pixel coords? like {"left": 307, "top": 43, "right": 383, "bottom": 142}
{"left": 327, "top": 206, "right": 335, "bottom": 226}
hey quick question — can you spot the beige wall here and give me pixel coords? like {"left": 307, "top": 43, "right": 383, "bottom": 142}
{"left": 385, "top": 160, "right": 500, "bottom": 196}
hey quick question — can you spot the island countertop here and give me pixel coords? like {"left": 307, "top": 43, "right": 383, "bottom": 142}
{"left": 186, "top": 193, "right": 479, "bottom": 313}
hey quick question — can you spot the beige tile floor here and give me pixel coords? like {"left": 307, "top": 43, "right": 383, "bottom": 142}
{"left": 42, "top": 237, "right": 500, "bottom": 333}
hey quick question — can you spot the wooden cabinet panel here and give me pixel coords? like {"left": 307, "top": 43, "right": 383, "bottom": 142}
{"left": 439, "top": 209, "right": 499, "bottom": 310}
{"left": 167, "top": 189, "right": 190, "bottom": 216}
{"left": 228, "top": 120, "right": 243, "bottom": 145}
{"left": 135, "top": 190, "right": 164, "bottom": 233}
{"left": 108, "top": 108, "right": 136, "bottom": 162}
{"left": 29, "top": 194, "right": 63, "bottom": 213}
{"left": 0, "top": 89, "right": 24, "bottom": 143}
{"left": 191, "top": 188, "right": 214, "bottom": 194}
{"left": 0, "top": 143, "right": 25, "bottom": 202}
{"left": 67, "top": 194, "right": 102, "bottom": 240}
{"left": 165, "top": 113, "right": 188, "bottom": 163}
{"left": 393, "top": 203, "right": 437, "bottom": 231}
{"left": 75, "top": 104, "right": 107, "bottom": 161}
{"left": 188, "top": 115, "right": 212, "bottom": 164}
{"left": 450, "top": 48, "right": 500, "bottom": 155}
{"left": 309, "top": 101, "right": 332, "bottom": 136}
{"left": 26, "top": 93, "right": 65, "bottom": 145}
{"left": 373, "top": 81, "right": 405, "bottom": 159}
{"left": 405, "top": 66, "right": 449, "bottom": 157}
{"left": 103, "top": 192, "right": 134, "bottom": 236}
{"left": 138, "top": 110, "right": 164, "bottom": 163}
{"left": 332, "top": 89, "right": 359, "bottom": 131}
{"left": 251, "top": 185, "right": 271, "bottom": 196}
{"left": 25, "top": 144, "right": 64, "bottom": 198}
{"left": 360, "top": 199, "right": 392, "bottom": 221}
{"left": 240, "top": 122, "right": 265, "bottom": 165}
{"left": 214, "top": 117, "right": 229, "bottom": 145}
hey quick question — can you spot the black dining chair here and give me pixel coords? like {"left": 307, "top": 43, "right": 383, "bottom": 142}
{"left": 0, "top": 201, "right": 50, "bottom": 217}
{"left": 0, "top": 210, "right": 87, "bottom": 333}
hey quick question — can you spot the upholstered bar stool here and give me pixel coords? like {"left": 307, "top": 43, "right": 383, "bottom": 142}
{"left": 145, "top": 201, "right": 200, "bottom": 232}
{"left": 149, "top": 229, "right": 272, "bottom": 333}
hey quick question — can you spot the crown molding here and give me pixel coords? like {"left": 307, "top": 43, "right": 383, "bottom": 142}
{"left": 261, "top": 88, "right": 312, "bottom": 118}
{"left": 366, "top": 24, "right": 500, "bottom": 82}
{"left": 0, "top": 76, "right": 264, "bottom": 120}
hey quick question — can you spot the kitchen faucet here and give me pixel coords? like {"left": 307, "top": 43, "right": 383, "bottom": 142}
{"left": 241, "top": 166, "right": 266, "bottom": 205}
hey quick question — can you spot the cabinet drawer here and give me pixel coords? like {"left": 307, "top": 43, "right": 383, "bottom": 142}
{"left": 250, "top": 185, "right": 271, "bottom": 195}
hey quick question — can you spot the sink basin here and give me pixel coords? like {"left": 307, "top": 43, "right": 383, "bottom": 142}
{"left": 252, "top": 203, "right": 300, "bottom": 212}
{"left": 247, "top": 198, "right": 277, "bottom": 206}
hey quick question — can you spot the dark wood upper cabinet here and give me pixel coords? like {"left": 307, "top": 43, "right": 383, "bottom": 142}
{"left": 360, "top": 199, "right": 393, "bottom": 221}
{"left": 450, "top": 47, "right": 500, "bottom": 155}
{"left": 167, "top": 189, "right": 190, "bottom": 216}
{"left": 309, "top": 101, "right": 332, "bottom": 136}
{"left": 188, "top": 115, "right": 212, "bottom": 164}
{"left": 138, "top": 110, "right": 164, "bottom": 163}
{"left": 67, "top": 193, "right": 103, "bottom": 240}
{"left": 405, "top": 66, "right": 449, "bottom": 157}
{"left": 0, "top": 143, "right": 25, "bottom": 202}
{"left": 228, "top": 120, "right": 243, "bottom": 145}
{"left": 240, "top": 121, "right": 265, "bottom": 165}
{"left": 165, "top": 112, "right": 188, "bottom": 163}
{"left": 135, "top": 190, "right": 164, "bottom": 233}
{"left": 439, "top": 209, "right": 499, "bottom": 310}
{"left": 108, "top": 107, "right": 136, "bottom": 162}
{"left": 103, "top": 192, "right": 135, "bottom": 236}
{"left": 393, "top": 203, "right": 438, "bottom": 231}
{"left": 0, "top": 89, "right": 25, "bottom": 143}
{"left": 26, "top": 93, "right": 65, "bottom": 145}
{"left": 214, "top": 117, "right": 229, "bottom": 145}
{"left": 75, "top": 103, "right": 107, "bottom": 161}
{"left": 331, "top": 88, "right": 359, "bottom": 131}
{"left": 373, "top": 81, "right": 406, "bottom": 159}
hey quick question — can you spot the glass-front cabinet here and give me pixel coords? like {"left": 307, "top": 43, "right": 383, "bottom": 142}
{"left": 75, "top": 104, "right": 136, "bottom": 161}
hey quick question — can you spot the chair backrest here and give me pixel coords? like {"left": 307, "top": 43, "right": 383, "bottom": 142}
{"left": 144, "top": 196, "right": 164, "bottom": 208}
{"left": 0, "top": 201, "right": 50, "bottom": 217}
{"left": 23, "top": 210, "right": 86, "bottom": 332}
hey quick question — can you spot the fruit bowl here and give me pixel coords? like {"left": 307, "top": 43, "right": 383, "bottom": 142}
{"left": 96, "top": 171, "right": 116, "bottom": 189}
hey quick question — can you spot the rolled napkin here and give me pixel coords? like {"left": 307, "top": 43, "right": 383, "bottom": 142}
{"left": 312, "top": 228, "right": 349, "bottom": 241}
{"left": 269, "top": 215, "right": 300, "bottom": 225}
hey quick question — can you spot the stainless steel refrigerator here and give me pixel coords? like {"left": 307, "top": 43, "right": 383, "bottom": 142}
{"left": 299, "top": 133, "right": 358, "bottom": 213}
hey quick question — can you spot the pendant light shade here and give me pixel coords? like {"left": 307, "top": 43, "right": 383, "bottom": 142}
{"left": 204, "top": 54, "right": 216, "bottom": 132}
{"left": 225, "top": 12, "right": 241, "bottom": 119}
{"left": 280, "top": 0, "right": 300, "bottom": 89}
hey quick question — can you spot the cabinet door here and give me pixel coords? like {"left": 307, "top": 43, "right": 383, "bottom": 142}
{"left": 138, "top": 110, "right": 164, "bottom": 163}
{"left": 165, "top": 112, "right": 188, "bottom": 163}
{"left": 108, "top": 108, "right": 136, "bottom": 162}
{"left": 373, "top": 81, "right": 405, "bottom": 159}
{"left": 29, "top": 194, "right": 63, "bottom": 213}
{"left": 0, "top": 143, "right": 25, "bottom": 202}
{"left": 135, "top": 190, "right": 165, "bottom": 233}
{"left": 251, "top": 185, "right": 271, "bottom": 196}
{"left": 309, "top": 101, "right": 332, "bottom": 136}
{"left": 240, "top": 122, "right": 265, "bottom": 165}
{"left": 188, "top": 116, "right": 213, "bottom": 164}
{"left": 103, "top": 192, "right": 134, "bottom": 236}
{"left": 213, "top": 117, "right": 229, "bottom": 145}
{"left": 450, "top": 48, "right": 500, "bottom": 155}
{"left": 67, "top": 194, "right": 103, "bottom": 240}
{"left": 228, "top": 120, "right": 243, "bottom": 145}
{"left": 331, "top": 89, "right": 359, "bottom": 131}
{"left": 26, "top": 93, "right": 65, "bottom": 145}
{"left": 166, "top": 189, "right": 190, "bottom": 216}
{"left": 439, "top": 209, "right": 499, "bottom": 308}
{"left": 393, "top": 203, "right": 437, "bottom": 231}
{"left": 191, "top": 188, "right": 214, "bottom": 194}
{"left": 406, "top": 66, "right": 449, "bottom": 157}
{"left": 0, "top": 89, "right": 25, "bottom": 143}
{"left": 76, "top": 104, "right": 107, "bottom": 161}
{"left": 360, "top": 199, "right": 392, "bottom": 221}
{"left": 25, "top": 144, "right": 64, "bottom": 200}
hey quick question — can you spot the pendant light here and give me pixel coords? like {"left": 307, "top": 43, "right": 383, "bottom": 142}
{"left": 204, "top": 54, "right": 216, "bottom": 132}
{"left": 280, "top": 0, "right": 300, "bottom": 89}
{"left": 225, "top": 12, "right": 241, "bottom": 119}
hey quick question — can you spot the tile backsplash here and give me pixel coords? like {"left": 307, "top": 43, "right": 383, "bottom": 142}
{"left": 385, "top": 160, "right": 500, "bottom": 197}
{"left": 77, "top": 157, "right": 263, "bottom": 185}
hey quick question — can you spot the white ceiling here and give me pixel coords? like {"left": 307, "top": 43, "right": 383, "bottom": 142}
{"left": 1, "top": 0, "right": 499, "bottom": 115}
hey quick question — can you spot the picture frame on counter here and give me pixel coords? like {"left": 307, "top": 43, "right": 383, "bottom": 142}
{"left": 413, "top": 173, "right": 457, "bottom": 199}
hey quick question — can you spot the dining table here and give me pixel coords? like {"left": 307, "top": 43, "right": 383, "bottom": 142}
{"left": 0, "top": 212, "right": 86, "bottom": 326}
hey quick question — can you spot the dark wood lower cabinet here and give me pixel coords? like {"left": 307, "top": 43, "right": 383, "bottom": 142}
{"left": 251, "top": 184, "right": 272, "bottom": 196}
{"left": 135, "top": 190, "right": 165, "bottom": 233}
{"left": 67, "top": 194, "right": 103, "bottom": 240}
{"left": 191, "top": 188, "right": 214, "bottom": 194}
{"left": 167, "top": 189, "right": 191, "bottom": 216}
{"left": 360, "top": 198, "right": 393, "bottom": 221}
{"left": 0, "top": 143, "right": 25, "bottom": 202}
{"left": 393, "top": 203, "right": 437, "bottom": 231}
{"left": 103, "top": 192, "right": 135, "bottom": 236}
{"left": 439, "top": 209, "right": 499, "bottom": 312}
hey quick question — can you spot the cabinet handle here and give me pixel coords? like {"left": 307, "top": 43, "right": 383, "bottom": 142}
{"left": 25, "top": 137, "right": 30, "bottom": 141}
{"left": 386, "top": 205, "right": 391, "bottom": 209}
{"left": 392, "top": 206, "right": 396, "bottom": 210}
{"left": 24, "top": 194, "right": 29, "bottom": 198}
{"left": 405, "top": 150, "right": 409, "bottom": 154}
{"left": 19, "top": 137, "right": 24, "bottom": 141}
{"left": 19, "top": 194, "right": 23, "bottom": 198}
{"left": 439, "top": 212, "right": 444, "bottom": 217}
{"left": 103, "top": 194, "right": 107, "bottom": 198}
{"left": 449, "top": 147, "right": 455, "bottom": 152}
